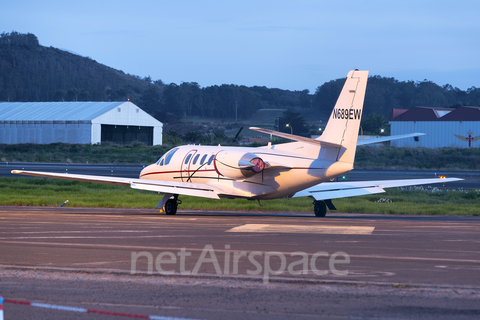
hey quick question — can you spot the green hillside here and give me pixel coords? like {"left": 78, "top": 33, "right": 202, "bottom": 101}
{"left": 2, "top": 31, "right": 480, "bottom": 128}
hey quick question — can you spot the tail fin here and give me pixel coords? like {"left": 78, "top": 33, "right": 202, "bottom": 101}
{"left": 316, "top": 70, "right": 368, "bottom": 164}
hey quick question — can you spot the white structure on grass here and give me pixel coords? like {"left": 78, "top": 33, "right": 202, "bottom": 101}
{"left": 0, "top": 101, "right": 162, "bottom": 145}
{"left": 389, "top": 106, "right": 480, "bottom": 148}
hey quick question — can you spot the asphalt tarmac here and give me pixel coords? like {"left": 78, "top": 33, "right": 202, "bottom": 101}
{"left": 1, "top": 206, "right": 479, "bottom": 319}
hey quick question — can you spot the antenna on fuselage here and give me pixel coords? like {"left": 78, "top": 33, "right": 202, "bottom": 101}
{"left": 233, "top": 127, "right": 244, "bottom": 143}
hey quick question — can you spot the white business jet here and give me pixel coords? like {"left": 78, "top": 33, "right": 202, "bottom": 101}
{"left": 12, "top": 70, "right": 461, "bottom": 217}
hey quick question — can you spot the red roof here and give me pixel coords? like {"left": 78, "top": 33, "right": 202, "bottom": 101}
{"left": 439, "top": 106, "right": 480, "bottom": 121}
{"left": 389, "top": 106, "right": 456, "bottom": 121}
{"left": 388, "top": 108, "right": 408, "bottom": 121}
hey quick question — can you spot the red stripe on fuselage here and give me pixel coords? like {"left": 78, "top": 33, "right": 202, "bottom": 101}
{"left": 139, "top": 167, "right": 325, "bottom": 178}
{"left": 140, "top": 169, "right": 217, "bottom": 178}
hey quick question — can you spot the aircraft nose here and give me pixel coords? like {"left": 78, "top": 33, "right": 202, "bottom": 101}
{"left": 139, "top": 164, "right": 153, "bottom": 178}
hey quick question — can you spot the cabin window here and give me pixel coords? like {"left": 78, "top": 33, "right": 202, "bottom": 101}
{"left": 200, "top": 154, "right": 207, "bottom": 164}
{"left": 165, "top": 148, "right": 178, "bottom": 165}
{"left": 207, "top": 155, "right": 215, "bottom": 165}
{"left": 192, "top": 154, "right": 200, "bottom": 165}
{"left": 157, "top": 147, "right": 179, "bottom": 165}
{"left": 185, "top": 154, "right": 192, "bottom": 164}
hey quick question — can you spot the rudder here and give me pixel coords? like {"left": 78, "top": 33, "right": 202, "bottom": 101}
{"left": 316, "top": 70, "right": 369, "bottom": 164}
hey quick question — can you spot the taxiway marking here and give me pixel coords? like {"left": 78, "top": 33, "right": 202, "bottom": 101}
{"left": 226, "top": 224, "right": 375, "bottom": 235}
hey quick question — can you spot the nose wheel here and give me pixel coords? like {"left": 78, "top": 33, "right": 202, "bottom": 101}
{"left": 160, "top": 194, "right": 181, "bottom": 215}
{"left": 164, "top": 199, "right": 178, "bottom": 215}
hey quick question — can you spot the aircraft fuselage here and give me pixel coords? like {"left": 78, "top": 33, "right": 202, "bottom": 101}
{"left": 139, "top": 144, "right": 352, "bottom": 200}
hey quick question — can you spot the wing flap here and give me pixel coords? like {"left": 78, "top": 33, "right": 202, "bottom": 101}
{"left": 130, "top": 182, "right": 220, "bottom": 199}
{"left": 293, "top": 178, "right": 463, "bottom": 200}
{"left": 294, "top": 186, "right": 385, "bottom": 200}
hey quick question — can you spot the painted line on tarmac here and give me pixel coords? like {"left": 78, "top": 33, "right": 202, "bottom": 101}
{"left": 0, "top": 230, "right": 153, "bottom": 234}
{"left": 0, "top": 236, "right": 173, "bottom": 240}
{"left": 2, "top": 241, "right": 480, "bottom": 264}
{"left": 226, "top": 224, "right": 375, "bottom": 235}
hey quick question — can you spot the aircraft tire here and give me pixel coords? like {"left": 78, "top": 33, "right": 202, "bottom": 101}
{"left": 164, "top": 199, "right": 178, "bottom": 215}
{"left": 314, "top": 200, "right": 327, "bottom": 217}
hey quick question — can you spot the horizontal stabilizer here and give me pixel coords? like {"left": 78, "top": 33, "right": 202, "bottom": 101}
{"left": 293, "top": 177, "right": 463, "bottom": 201}
{"left": 249, "top": 127, "right": 342, "bottom": 148}
{"left": 357, "top": 133, "right": 426, "bottom": 146}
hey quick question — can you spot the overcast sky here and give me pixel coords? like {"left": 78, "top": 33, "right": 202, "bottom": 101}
{"left": 2, "top": 0, "right": 479, "bottom": 92}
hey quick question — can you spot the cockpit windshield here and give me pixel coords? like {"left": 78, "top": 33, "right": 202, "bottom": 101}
{"left": 156, "top": 148, "right": 179, "bottom": 166}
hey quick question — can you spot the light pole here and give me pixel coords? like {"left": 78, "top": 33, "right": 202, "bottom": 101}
{"left": 286, "top": 123, "right": 293, "bottom": 134}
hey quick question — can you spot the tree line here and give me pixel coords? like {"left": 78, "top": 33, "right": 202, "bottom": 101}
{"left": 2, "top": 31, "right": 480, "bottom": 125}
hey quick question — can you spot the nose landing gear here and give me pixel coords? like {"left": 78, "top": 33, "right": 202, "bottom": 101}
{"left": 164, "top": 198, "right": 178, "bottom": 215}
{"left": 158, "top": 194, "right": 181, "bottom": 215}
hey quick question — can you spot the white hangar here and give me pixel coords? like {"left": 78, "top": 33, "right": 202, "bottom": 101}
{"left": 389, "top": 106, "right": 480, "bottom": 148}
{"left": 0, "top": 101, "right": 163, "bottom": 145}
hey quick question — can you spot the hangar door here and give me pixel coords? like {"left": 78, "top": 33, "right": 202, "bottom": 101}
{"left": 101, "top": 125, "right": 153, "bottom": 145}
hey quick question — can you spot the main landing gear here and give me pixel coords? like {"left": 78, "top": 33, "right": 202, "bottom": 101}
{"left": 313, "top": 200, "right": 327, "bottom": 217}
{"left": 313, "top": 199, "right": 336, "bottom": 217}
{"left": 159, "top": 194, "right": 181, "bottom": 215}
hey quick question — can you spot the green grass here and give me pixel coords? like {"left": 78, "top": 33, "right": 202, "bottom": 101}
{"left": 1, "top": 177, "right": 479, "bottom": 216}
{"left": 0, "top": 142, "right": 170, "bottom": 164}
{"left": 355, "top": 146, "right": 480, "bottom": 170}
{"left": 2, "top": 143, "right": 480, "bottom": 170}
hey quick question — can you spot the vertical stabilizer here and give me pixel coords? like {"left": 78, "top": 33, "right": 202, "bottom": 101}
{"left": 316, "top": 70, "right": 368, "bottom": 164}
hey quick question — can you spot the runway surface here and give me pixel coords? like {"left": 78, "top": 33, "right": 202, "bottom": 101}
{"left": 1, "top": 206, "right": 479, "bottom": 319}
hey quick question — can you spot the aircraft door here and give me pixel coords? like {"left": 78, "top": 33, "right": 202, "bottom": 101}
{"left": 180, "top": 150, "right": 197, "bottom": 182}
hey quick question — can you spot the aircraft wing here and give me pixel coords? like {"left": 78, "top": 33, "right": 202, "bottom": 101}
{"left": 292, "top": 178, "right": 463, "bottom": 201}
{"left": 357, "top": 133, "right": 426, "bottom": 146}
{"left": 11, "top": 170, "right": 231, "bottom": 199}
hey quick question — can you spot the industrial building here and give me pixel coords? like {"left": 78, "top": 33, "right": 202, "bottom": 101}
{"left": 0, "top": 101, "right": 162, "bottom": 145}
{"left": 389, "top": 106, "right": 480, "bottom": 148}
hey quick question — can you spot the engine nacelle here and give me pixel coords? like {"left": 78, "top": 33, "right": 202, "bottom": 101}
{"left": 214, "top": 151, "right": 266, "bottom": 180}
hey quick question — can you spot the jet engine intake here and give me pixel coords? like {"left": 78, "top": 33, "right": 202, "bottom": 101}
{"left": 214, "top": 151, "right": 267, "bottom": 180}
